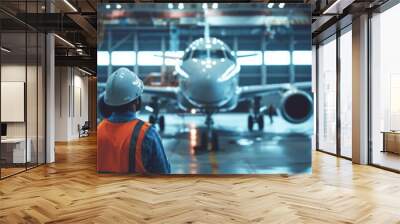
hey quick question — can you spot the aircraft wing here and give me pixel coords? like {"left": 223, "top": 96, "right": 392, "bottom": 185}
{"left": 238, "top": 81, "right": 312, "bottom": 100}
{"left": 143, "top": 86, "right": 179, "bottom": 99}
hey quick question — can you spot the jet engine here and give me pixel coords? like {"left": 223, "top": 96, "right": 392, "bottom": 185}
{"left": 280, "top": 89, "right": 313, "bottom": 124}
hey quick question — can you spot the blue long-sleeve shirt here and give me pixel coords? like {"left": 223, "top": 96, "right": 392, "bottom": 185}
{"left": 108, "top": 111, "right": 171, "bottom": 174}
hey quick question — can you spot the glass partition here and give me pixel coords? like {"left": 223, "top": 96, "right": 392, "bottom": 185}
{"left": 1, "top": 31, "right": 28, "bottom": 177}
{"left": 317, "top": 36, "right": 337, "bottom": 154}
{"left": 370, "top": 3, "right": 400, "bottom": 171}
{"left": 339, "top": 28, "right": 352, "bottom": 158}
{"left": 0, "top": 1, "right": 46, "bottom": 179}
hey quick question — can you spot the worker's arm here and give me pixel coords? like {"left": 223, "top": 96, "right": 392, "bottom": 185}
{"left": 142, "top": 127, "right": 171, "bottom": 174}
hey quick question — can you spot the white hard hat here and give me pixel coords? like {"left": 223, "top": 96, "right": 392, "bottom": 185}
{"left": 104, "top": 67, "right": 144, "bottom": 106}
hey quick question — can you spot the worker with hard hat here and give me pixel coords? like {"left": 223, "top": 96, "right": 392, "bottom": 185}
{"left": 97, "top": 67, "right": 171, "bottom": 174}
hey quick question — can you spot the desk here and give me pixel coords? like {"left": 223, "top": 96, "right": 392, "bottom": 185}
{"left": 382, "top": 131, "right": 400, "bottom": 154}
{"left": 1, "top": 138, "right": 31, "bottom": 164}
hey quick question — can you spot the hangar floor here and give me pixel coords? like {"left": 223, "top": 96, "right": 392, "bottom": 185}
{"left": 138, "top": 113, "right": 313, "bottom": 175}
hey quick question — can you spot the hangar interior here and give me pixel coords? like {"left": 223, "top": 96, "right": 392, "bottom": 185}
{"left": 97, "top": 3, "right": 313, "bottom": 174}
{"left": 0, "top": 0, "right": 399, "bottom": 177}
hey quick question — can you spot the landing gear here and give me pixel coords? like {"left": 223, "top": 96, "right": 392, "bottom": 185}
{"left": 247, "top": 97, "right": 264, "bottom": 131}
{"left": 148, "top": 97, "right": 165, "bottom": 132}
{"left": 248, "top": 115, "right": 254, "bottom": 131}
{"left": 205, "top": 112, "right": 214, "bottom": 128}
{"left": 256, "top": 114, "right": 264, "bottom": 130}
{"left": 196, "top": 112, "right": 219, "bottom": 151}
{"left": 247, "top": 114, "right": 264, "bottom": 131}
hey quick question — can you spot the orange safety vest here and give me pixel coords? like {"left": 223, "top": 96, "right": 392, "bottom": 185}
{"left": 97, "top": 119, "right": 151, "bottom": 174}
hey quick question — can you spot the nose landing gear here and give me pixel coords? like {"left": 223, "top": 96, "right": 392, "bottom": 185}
{"left": 195, "top": 112, "right": 219, "bottom": 152}
{"left": 248, "top": 114, "right": 264, "bottom": 131}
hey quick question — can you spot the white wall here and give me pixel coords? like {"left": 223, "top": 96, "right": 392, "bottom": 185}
{"left": 1, "top": 65, "right": 40, "bottom": 137}
{"left": 55, "top": 67, "right": 89, "bottom": 141}
{"left": 1, "top": 64, "right": 46, "bottom": 164}
{"left": 55, "top": 67, "right": 69, "bottom": 141}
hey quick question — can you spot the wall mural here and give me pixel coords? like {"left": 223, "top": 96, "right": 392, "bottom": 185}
{"left": 97, "top": 3, "right": 313, "bottom": 175}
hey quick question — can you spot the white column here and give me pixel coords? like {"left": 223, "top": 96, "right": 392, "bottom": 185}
{"left": 352, "top": 14, "right": 369, "bottom": 164}
{"left": 45, "top": 0, "right": 56, "bottom": 163}
{"left": 46, "top": 33, "right": 55, "bottom": 163}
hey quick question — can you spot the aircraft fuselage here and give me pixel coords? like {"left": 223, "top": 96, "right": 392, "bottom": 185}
{"left": 175, "top": 38, "right": 241, "bottom": 112}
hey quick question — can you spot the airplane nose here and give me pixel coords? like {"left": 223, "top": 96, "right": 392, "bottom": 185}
{"left": 189, "top": 80, "right": 229, "bottom": 104}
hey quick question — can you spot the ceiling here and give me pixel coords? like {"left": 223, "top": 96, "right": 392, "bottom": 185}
{"left": 0, "top": 0, "right": 97, "bottom": 73}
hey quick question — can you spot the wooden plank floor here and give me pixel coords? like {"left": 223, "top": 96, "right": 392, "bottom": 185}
{"left": 1, "top": 135, "right": 400, "bottom": 224}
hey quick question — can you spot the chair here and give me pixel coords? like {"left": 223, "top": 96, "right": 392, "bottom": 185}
{"left": 79, "top": 121, "right": 90, "bottom": 138}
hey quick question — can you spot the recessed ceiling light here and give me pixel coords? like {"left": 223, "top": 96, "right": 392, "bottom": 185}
{"left": 278, "top": 3, "right": 285, "bottom": 8}
{"left": 267, "top": 3, "right": 274, "bottom": 8}
{"left": 116, "top": 4, "right": 122, "bottom": 9}
{"left": 322, "top": 0, "right": 344, "bottom": 14}
{"left": 63, "top": 0, "right": 78, "bottom": 12}
{"left": 54, "top": 34, "right": 75, "bottom": 48}
{"left": 78, "top": 67, "right": 92, "bottom": 76}
{"left": 178, "top": 3, "right": 184, "bottom": 10}
{"left": 1, "top": 47, "right": 11, "bottom": 53}
{"left": 168, "top": 3, "right": 173, "bottom": 9}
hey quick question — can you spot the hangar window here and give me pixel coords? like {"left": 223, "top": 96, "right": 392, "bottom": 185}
{"left": 137, "top": 51, "right": 163, "bottom": 66}
{"left": 111, "top": 51, "right": 136, "bottom": 66}
{"left": 264, "top": 51, "right": 290, "bottom": 65}
{"left": 293, "top": 51, "right": 312, "bottom": 65}
{"left": 165, "top": 51, "right": 184, "bottom": 65}
{"left": 97, "top": 51, "right": 109, "bottom": 66}
{"left": 237, "top": 51, "right": 262, "bottom": 65}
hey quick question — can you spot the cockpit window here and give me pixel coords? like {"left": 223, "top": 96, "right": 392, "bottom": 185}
{"left": 192, "top": 50, "right": 226, "bottom": 59}
{"left": 224, "top": 50, "right": 236, "bottom": 62}
{"left": 192, "top": 50, "right": 206, "bottom": 59}
{"left": 210, "top": 50, "right": 225, "bottom": 59}
{"left": 182, "top": 50, "right": 192, "bottom": 61}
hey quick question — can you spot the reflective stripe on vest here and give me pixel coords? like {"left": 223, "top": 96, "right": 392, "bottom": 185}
{"left": 128, "top": 120, "right": 150, "bottom": 173}
{"left": 97, "top": 119, "right": 150, "bottom": 173}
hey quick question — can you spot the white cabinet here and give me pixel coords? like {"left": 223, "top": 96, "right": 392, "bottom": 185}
{"left": 1, "top": 138, "right": 32, "bottom": 163}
